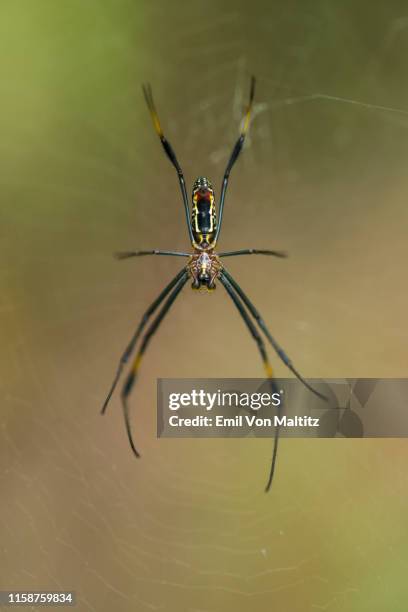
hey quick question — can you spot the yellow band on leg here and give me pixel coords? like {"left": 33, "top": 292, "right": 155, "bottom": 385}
{"left": 264, "top": 361, "right": 274, "bottom": 378}
{"left": 132, "top": 353, "right": 143, "bottom": 374}
{"left": 151, "top": 111, "right": 163, "bottom": 137}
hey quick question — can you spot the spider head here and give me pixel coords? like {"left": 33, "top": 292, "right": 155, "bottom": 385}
{"left": 190, "top": 251, "right": 217, "bottom": 291}
{"left": 191, "top": 177, "right": 217, "bottom": 249}
{"left": 191, "top": 276, "right": 216, "bottom": 291}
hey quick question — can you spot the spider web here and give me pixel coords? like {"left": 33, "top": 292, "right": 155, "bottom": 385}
{"left": 1, "top": 1, "right": 408, "bottom": 611}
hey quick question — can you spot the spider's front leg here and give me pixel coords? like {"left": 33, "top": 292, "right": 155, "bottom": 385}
{"left": 221, "top": 268, "right": 328, "bottom": 401}
{"left": 101, "top": 267, "right": 188, "bottom": 414}
{"left": 218, "top": 272, "right": 280, "bottom": 491}
{"left": 120, "top": 270, "right": 189, "bottom": 456}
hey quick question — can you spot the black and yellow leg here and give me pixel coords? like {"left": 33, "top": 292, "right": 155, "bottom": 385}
{"left": 121, "top": 271, "right": 189, "bottom": 457}
{"left": 142, "top": 83, "right": 194, "bottom": 244}
{"left": 221, "top": 268, "right": 328, "bottom": 402}
{"left": 242, "top": 75, "right": 256, "bottom": 135}
{"left": 219, "top": 272, "right": 280, "bottom": 492}
{"left": 214, "top": 76, "right": 256, "bottom": 245}
{"left": 101, "top": 268, "right": 187, "bottom": 414}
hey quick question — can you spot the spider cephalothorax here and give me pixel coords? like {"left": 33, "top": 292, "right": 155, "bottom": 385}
{"left": 102, "top": 77, "right": 327, "bottom": 493}
{"left": 188, "top": 250, "right": 222, "bottom": 290}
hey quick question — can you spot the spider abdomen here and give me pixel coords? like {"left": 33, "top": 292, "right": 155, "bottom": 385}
{"left": 191, "top": 177, "right": 217, "bottom": 248}
{"left": 195, "top": 200, "right": 213, "bottom": 233}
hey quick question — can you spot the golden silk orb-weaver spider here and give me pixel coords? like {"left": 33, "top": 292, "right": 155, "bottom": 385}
{"left": 101, "top": 77, "right": 327, "bottom": 491}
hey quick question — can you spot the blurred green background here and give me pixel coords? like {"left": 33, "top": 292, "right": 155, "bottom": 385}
{"left": 1, "top": 1, "right": 408, "bottom": 610}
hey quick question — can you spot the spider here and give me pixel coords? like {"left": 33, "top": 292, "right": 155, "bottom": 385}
{"left": 101, "top": 77, "right": 326, "bottom": 491}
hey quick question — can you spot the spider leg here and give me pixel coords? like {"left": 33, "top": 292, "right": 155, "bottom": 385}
{"left": 221, "top": 268, "right": 327, "bottom": 401}
{"left": 101, "top": 268, "right": 187, "bottom": 414}
{"left": 115, "top": 250, "right": 190, "bottom": 259}
{"left": 219, "top": 273, "right": 281, "bottom": 492}
{"left": 219, "top": 249, "right": 288, "bottom": 258}
{"left": 121, "top": 271, "right": 189, "bottom": 457}
{"left": 214, "top": 76, "right": 256, "bottom": 246}
{"left": 142, "top": 83, "right": 194, "bottom": 244}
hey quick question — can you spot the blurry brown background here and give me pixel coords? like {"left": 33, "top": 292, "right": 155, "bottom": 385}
{"left": 1, "top": 1, "right": 408, "bottom": 610}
